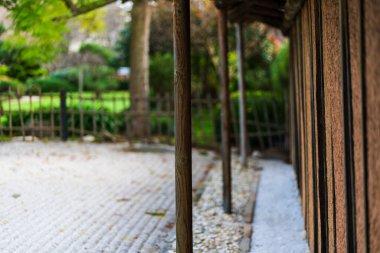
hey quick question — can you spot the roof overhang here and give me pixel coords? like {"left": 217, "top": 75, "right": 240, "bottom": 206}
{"left": 214, "top": 0, "right": 305, "bottom": 34}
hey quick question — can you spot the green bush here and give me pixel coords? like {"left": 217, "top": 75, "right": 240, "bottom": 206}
{"left": 214, "top": 91, "right": 286, "bottom": 149}
{"left": 0, "top": 75, "right": 25, "bottom": 94}
{"left": 270, "top": 41, "right": 289, "bottom": 95}
{"left": 149, "top": 53, "right": 174, "bottom": 96}
{"left": 26, "top": 77, "right": 75, "bottom": 93}
{"left": 79, "top": 43, "right": 116, "bottom": 65}
{"left": 51, "top": 65, "right": 118, "bottom": 93}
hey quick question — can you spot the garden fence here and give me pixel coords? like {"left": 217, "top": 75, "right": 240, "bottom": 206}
{"left": 0, "top": 88, "right": 286, "bottom": 151}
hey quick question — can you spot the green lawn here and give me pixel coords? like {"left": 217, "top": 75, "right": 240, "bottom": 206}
{"left": 1, "top": 91, "right": 131, "bottom": 113}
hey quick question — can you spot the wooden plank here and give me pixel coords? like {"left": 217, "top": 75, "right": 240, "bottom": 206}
{"left": 17, "top": 89, "right": 25, "bottom": 141}
{"left": 173, "top": 0, "right": 193, "bottom": 251}
{"left": 50, "top": 93, "right": 55, "bottom": 138}
{"left": 92, "top": 96, "right": 97, "bottom": 135}
{"left": 29, "top": 93, "right": 34, "bottom": 141}
{"left": 7, "top": 90, "right": 12, "bottom": 137}
{"left": 38, "top": 88, "right": 43, "bottom": 138}
{"left": 218, "top": 7, "right": 232, "bottom": 214}
{"left": 236, "top": 22, "right": 248, "bottom": 167}
{"left": 60, "top": 90, "right": 68, "bottom": 141}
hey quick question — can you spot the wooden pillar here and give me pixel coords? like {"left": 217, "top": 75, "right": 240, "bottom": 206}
{"left": 173, "top": 0, "right": 192, "bottom": 252}
{"left": 217, "top": 7, "right": 232, "bottom": 214}
{"left": 235, "top": 22, "right": 248, "bottom": 167}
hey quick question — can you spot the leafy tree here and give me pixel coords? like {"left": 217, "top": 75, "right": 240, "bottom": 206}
{"left": 79, "top": 42, "right": 116, "bottom": 65}
{"left": 113, "top": 24, "right": 131, "bottom": 68}
{"left": 270, "top": 41, "right": 289, "bottom": 95}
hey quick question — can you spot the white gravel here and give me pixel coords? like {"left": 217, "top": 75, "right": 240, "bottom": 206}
{"left": 0, "top": 141, "right": 215, "bottom": 253}
{"left": 168, "top": 158, "right": 259, "bottom": 253}
{"left": 250, "top": 160, "right": 309, "bottom": 253}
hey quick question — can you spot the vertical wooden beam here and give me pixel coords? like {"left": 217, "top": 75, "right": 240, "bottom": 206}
{"left": 173, "top": 0, "right": 192, "bottom": 252}
{"left": 236, "top": 22, "right": 249, "bottom": 168}
{"left": 339, "top": 0, "right": 357, "bottom": 251}
{"left": 217, "top": 7, "right": 232, "bottom": 214}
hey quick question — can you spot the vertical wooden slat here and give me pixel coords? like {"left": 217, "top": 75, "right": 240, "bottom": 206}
{"left": 236, "top": 22, "right": 248, "bottom": 167}
{"left": 60, "top": 90, "right": 68, "bottom": 141}
{"left": 173, "top": 0, "right": 192, "bottom": 251}
{"left": 262, "top": 98, "right": 273, "bottom": 147}
{"left": 29, "top": 93, "right": 34, "bottom": 141}
{"left": 230, "top": 99, "right": 239, "bottom": 149}
{"left": 252, "top": 99, "right": 264, "bottom": 150}
{"left": 206, "top": 93, "right": 217, "bottom": 147}
{"left": 196, "top": 93, "right": 205, "bottom": 143}
{"left": 38, "top": 88, "right": 43, "bottom": 138}
{"left": 50, "top": 93, "right": 55, "bottom": 138}
{"left": 364, "top": 0, "right": 380, "bottom": 251}
{"left": 146, "top": 96, "right": 151, "bottom": 141}
{"left": 157, "top": 94, "right": 162, "bottom": 137}
{"left": 358, "top": 0, "right": 369, "bottom": 251}
{"left": 101, "top": 96, "right": 105, "bottom": 141}
{"left": 113, "top": 95, "right": 118, "bottom": 136}
{"left": 123, "top": 93, "right": 130, "bottom": 139}
{"left": 339, "top": 0, "right": 357, "bottom": 251}
{"left": 17, "top": 89, "right": 25, "bottom": 141}
{"left": 314, "top": 0, "right": 329, "bottom": 251}
{"left": 165, "top": 92, "right": 171, "bottom": 144}
{"left": 8, "top": 89, "right": 12, "bottom": 137}
{"left": 217, "top": 7, "right": 232, "bottom": 214}
{"left": 79, "top": 93, "right": 84, "bottom": 140}
{"left": 306, "top": 0, "right": 319, "bottom": 250}
{"left": 92, "top": 96, "right": 97, "bottom": 135}
{"left": 70, "top": 92, "right": 75, "bottom": 137}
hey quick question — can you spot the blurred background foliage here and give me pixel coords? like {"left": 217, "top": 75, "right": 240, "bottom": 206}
{"left": 0, "top": 0, "right": 289, "bottom": 100}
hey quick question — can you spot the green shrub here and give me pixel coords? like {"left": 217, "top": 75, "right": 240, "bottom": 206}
{"left": 50, "top": 65, "right": 118, "bottom": 93}
{"left": 149, "top": 53, "right": 174, "bottom": 96}
{"left": 26, "top": 77, "right": 75, "bottom": 93}
{"left": 270, "top": 41, "right": 289, "bottom": 95}
{"left": 79, "top": 43, "right": 116, "bottom": 65}
{"left": 0, "top": 75, "right": 25, "bottom": 94}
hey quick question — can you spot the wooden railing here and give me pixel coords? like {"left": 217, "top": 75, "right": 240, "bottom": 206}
{"left": 0, "top": 89, "right": 286, "bottom": 151}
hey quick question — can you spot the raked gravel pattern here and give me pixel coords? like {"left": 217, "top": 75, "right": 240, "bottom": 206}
{"left": 167, "top": 158, "right": 259, "bottom": 253}
{"left": 0, "top": 141, "right": 216, "bottom": 253}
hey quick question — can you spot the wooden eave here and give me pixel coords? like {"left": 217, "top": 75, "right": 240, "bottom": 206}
{"left": 215, "top": 0, "right": 305, "bottom": 34}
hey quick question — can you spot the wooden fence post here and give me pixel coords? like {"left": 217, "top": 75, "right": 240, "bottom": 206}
{"left": 60, "top": 90, "right": 68, "bottom": 141}
{"left": 236, "top": 22, "right": 249, "bottom": 167}
{"left": 173, "top": 0, "right": 192, "bottom": 252}
{"left": 217, "top": 7, "right": 232, "bottom": 214}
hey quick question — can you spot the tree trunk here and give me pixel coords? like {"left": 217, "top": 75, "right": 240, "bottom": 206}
{"left": 130, "top": 0, "right": 151, "bottom": 138}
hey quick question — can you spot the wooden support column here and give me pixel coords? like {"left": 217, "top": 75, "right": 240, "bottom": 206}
{"left": 235, "top": 22, "right": 248, "bottom": 167}
{"left": 217, "top": 7, "right": 232, "bottom": 214}
{"left": 173, "top": 0, "right": 192, "bottom": 252}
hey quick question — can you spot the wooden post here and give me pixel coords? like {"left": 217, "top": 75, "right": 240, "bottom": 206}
{"left": 38, "top": 88, "right": 43, "bottom": 138}
{"left": 29, "top": 93, "right": 34, "bottom": 141}
{"left": 79, "top": 92, "right": 84, "bottom": 140}
{"left": 218, "top": 8, "right": 232, "bottom": 214}
{"left": 8, "top": 90, "right": 12, "bottom": 137}
{"left": 236, "top": 22, "right": 248, "bottom": 167}
{"left": 173, "top": 0, "right": 192, "bottom": 252}
{"left": 16, "top": 88, "right": 25, "bottom": 141}
{"left": 60, "top": 90, "right": 68, "bottom": 141}
{"left": 50, "top": 93, "right": 55, "bottom": 138}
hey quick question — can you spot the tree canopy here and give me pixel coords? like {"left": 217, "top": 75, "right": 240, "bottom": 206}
{"left": 0, "top": 0, "right": 118, "bottom": 63}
